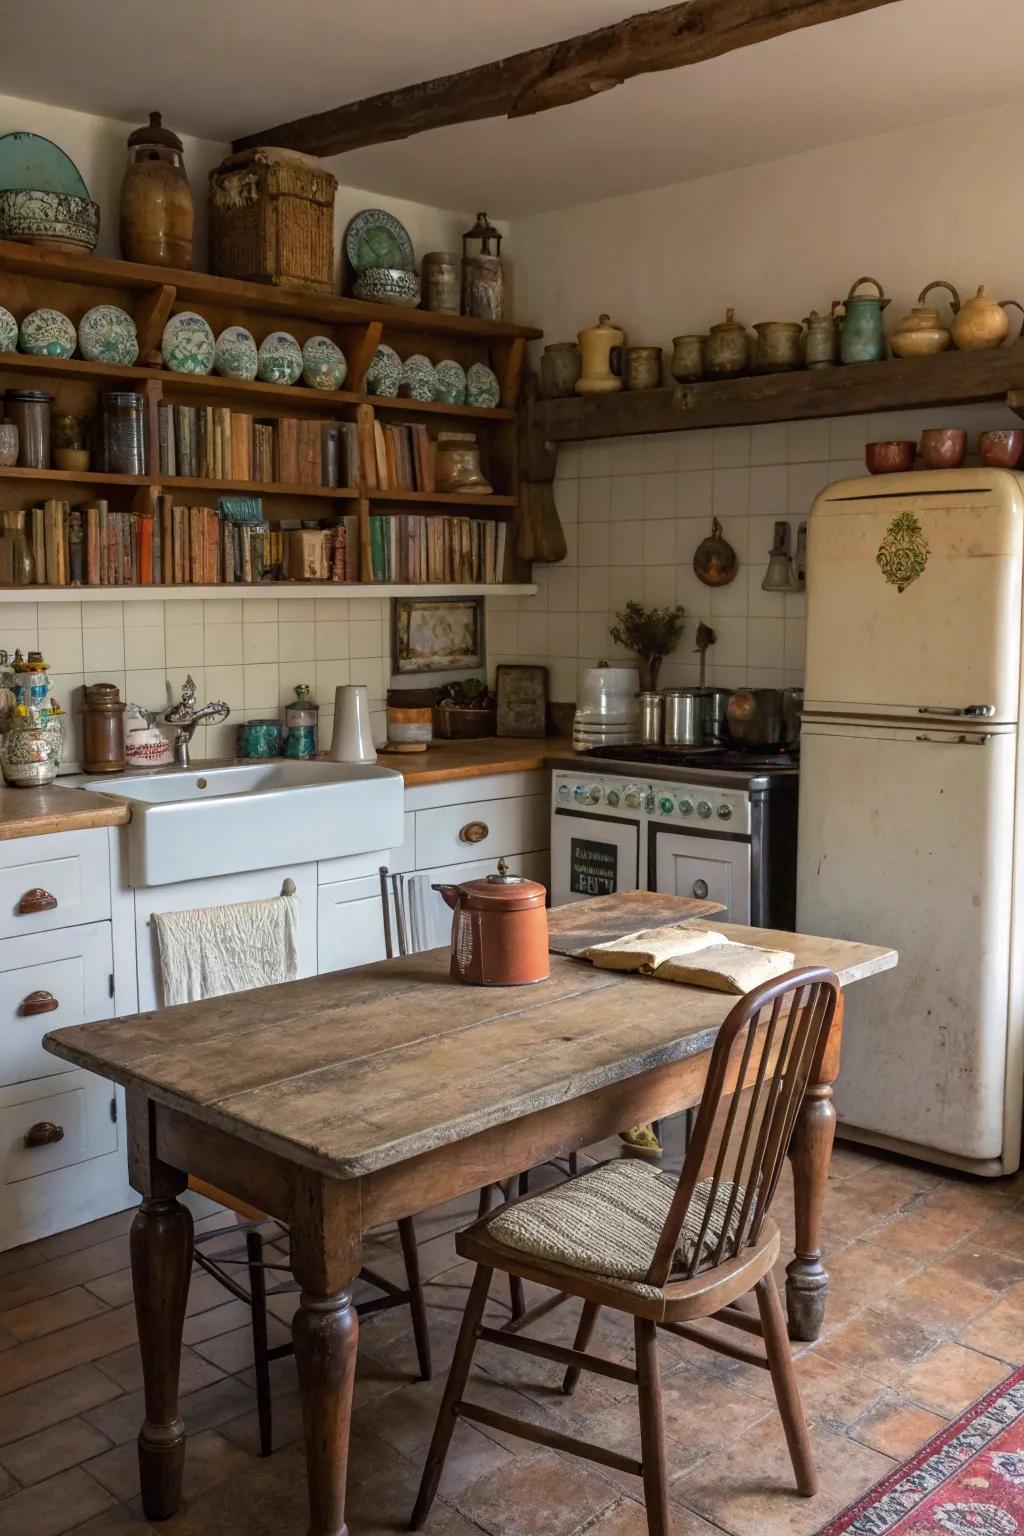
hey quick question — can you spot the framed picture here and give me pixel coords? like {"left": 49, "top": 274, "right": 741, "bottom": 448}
{"left": 496, "top": 664, "right": 548, "bottom": 738}
{"left": 393, "top": 597, "right": 485, "bottom": 676}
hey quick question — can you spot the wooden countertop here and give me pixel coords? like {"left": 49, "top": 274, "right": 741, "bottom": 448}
{"left": 0, "top": 781, "right": 131, "bottom": 840}
{"left": 377, "top": 735, "right": 568, "bottom": 785}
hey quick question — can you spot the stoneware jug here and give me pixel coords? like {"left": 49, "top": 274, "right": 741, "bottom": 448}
{"left": 839, "top": 277, "right": 890, "bottom": 364}
{"left": 950, "top": 285, "right": 1024, "bottom": 351}
{"left": 576, "top": 314, "right": 624, "bottom": 394}
{"left": 433, "top": 859, "right": 549, "bottom": 986}
{"left": 890, "top": 281, "right": 961, "bottom": 358}
{"left": 803, "top": 305, "right": 840, "bottom": 369}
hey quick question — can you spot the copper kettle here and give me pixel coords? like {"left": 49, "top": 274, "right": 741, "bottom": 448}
{"left": 433, "top": 859, "right": 550, "bottom": 986}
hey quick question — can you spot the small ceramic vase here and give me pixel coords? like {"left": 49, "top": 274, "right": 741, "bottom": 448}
{"left": 576, "top": 315, "right": 624, "bottom": 394}
{"left": 435, "top": 432, "right": 492, "bottom": 493}
{"left": 704, "top": 309, "right": 750, "bottom": 378}
{"left": 919, "top": 428, "right": 967, "bottom": 469}
{"left": 670, "top": 335, "right": 705, "bottom": 383}
{"left": 951, "top": 286, "right": 1024, "bottom": 351}
{"left": 365, "top": 343, "right": 402, "bottom": 397}
{"left": 890, "top": 282, "right": 960, "bottom": 359}
{"left": 19, "top": 308, "right": 76, "bottom": 358}
{"left": 839, "top": 277, "right": 890, "bottom": 365}
{"left": 753, "top": 321, "right": 803, "bottom": 374}
{"left": 214, "top": 325, "right": 258, "bottom": 381}
{"left": 120, "top": 112, "right": 193, "bottom": 269}
{"left": 540, "top": 342, "right": 581, "bottom": 398}
{"left": 257, "top": 331, "right": 302, "bottom": 385}
{"left": 866, "top": 440, "right": 916, "bottom": 474}
{"left": 301, "top": 335, "right": 347, "bottom": 390}
{"left": 0, "top": 422, "right": 17, "bottom": 467}
{"left": 803, "top": 307, "right": 839, "bottom": 369}
{"left": 623, "top": 346, "right": 662, "bottom": 391}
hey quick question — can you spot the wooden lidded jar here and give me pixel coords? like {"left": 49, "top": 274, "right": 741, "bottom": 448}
{"left": 120, "top": 112, "right": 194, "bottom": 269}
{"left": 81, "top": 683, "right": 126, "bottom": 773}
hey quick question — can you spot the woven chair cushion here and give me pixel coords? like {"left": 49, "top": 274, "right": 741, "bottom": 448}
{"left": 484, "top": 1160, "right": 746, "bottom": 1293}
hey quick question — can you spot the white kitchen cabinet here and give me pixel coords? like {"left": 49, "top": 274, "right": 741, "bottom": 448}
{"left": 0, "top": 922, "right": 114, "bottom": 1087}
{"left": 0, "top": 828, "right": 111, "bottom": 938}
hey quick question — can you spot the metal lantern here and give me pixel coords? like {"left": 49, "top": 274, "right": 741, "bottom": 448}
{"left": 461, "top": 212, "right": 504, "bottom": 321}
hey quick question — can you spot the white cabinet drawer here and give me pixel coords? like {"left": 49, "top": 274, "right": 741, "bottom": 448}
{"left": 1, "top": 1070, "right": 118, "bottom": 1185}
{"left": 0, "top": 922, "right": 114, "bottom": 1086}
{"left": 318, "top": 874, "right": 389, "bottom": 974}
{"left": 415, "top": 793, "right": 548, "bottom": 871}
{"left": 0, "top": 830, "right": 111, "bottom": 939}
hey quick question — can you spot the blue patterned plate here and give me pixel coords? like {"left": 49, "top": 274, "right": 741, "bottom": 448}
{"left": 19, "top": 307, "right": 76, "bottom": 358}
{"left": 400, "top": 353, "right": 436, "bottom": 403}
{"left": 345, "top": 209, "right": 415, "bottom": 274}
{"left": 161, "top": 311, "right": 215, "bottom": 375}
{"left": 78, "top": 305, "right": 139, "bottom": 366}
{"left": 0, "top": 306, "right": 17, "bottom": 354}
{"left": 433, "top": 359, "right": 467, "bottom": 406}
{"left": 302, "top": 335, "right": 347, "bottom": 391}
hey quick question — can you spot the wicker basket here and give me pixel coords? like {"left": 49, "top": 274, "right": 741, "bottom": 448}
{"left": 209, "top": 147, "right": 337, "bottom": 293}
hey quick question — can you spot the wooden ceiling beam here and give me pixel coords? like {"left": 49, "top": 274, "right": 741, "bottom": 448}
{"left": 233, "top": 0, "right": 903, "bottom": 158}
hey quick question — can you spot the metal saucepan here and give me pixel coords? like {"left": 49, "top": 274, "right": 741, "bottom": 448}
{"left": 726, "top": 688, "right": 785, "bottom": 750}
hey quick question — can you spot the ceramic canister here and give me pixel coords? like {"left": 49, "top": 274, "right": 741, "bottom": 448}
{"left": 422, "top": 252, "right": 461, "bottom": 315}
{"left": 236, "top": 719, "right": 281, "bottom": 758}
{"left": 753, "top": 321, "right": 803, "bottom": 374}
{"left": 540, "top": 342, "right": 582, "bottom": 399}
{"left": 704, "top": 309, "right": 750, "bottom": 378}
{"left": 623, "top": 346, "right": 663, "bottom": 391}
{"left": 670, "top": 335, "right": 705, "bottom": 383}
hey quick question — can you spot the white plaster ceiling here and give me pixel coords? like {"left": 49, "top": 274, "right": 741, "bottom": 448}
{"left": 2, "top": 0, "right": 1024, "bottom": 216}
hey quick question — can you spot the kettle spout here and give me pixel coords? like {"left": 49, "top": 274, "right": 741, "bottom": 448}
{"left": 432, "top": 882, "right": 460, "bottom": 912}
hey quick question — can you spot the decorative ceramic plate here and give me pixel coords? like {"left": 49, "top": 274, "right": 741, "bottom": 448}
{"left": 466, "top": 362, "right": 501, "bottom": 409}
{"left": 399, "top": 353, "right": 436, "bottom": 403}
{"left": 0, "top": 306, "right": 17, "bottom": 354}
{"left": 353, "top": 267, "right": 421, "bottom": 308}
{"left": 0, "top": 131, "right": 90, "bottom": 196}
{"left": 78, "top": 305, "right": 139, "bottom": 366}
{"left": 257, "top": 331, "right": 303, "bottom": 385}
{"left": 161, "top": 311, "right": 215, "bottom": 375}
{"left": 345, "top": 209, "right": 415, "bottom": 274}
{"left": 214, "top": 325, "right": 258, "bottom": 380}
{"left": 365, "top": 343, "right": 402, "bottom": 398}
{"left": 19, "top": 307, "right": 76, "bottom": 358}
{"left": 302, "top": 335, "right": 347, "bottom": 391}
{"left": 433, "top": 359, "right": 467, "bottom": 406}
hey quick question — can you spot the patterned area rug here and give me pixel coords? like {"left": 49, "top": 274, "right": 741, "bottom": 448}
{"left": 819, "top": 1367, "right": 1024, "bottom": 1535}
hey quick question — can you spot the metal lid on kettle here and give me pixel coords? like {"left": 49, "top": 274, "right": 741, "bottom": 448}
{"left": 462, "top": 858, "right": 547, "bottom": 910}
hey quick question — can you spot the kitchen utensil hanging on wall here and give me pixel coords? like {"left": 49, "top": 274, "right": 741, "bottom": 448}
{"left": 693, "top": 517, "right": 737, "bottom": 586}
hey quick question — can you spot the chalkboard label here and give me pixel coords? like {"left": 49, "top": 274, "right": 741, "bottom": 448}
{"left": 570, "top": 837, "right": 618, "bottom": 897}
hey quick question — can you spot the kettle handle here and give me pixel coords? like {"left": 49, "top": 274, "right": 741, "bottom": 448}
{"left": 431, "top": 882, "right": 461, "bottom": 912}
{"left": 847, "top": 275, "right": 889, "bottom": 308}
{"left": 918, "top": 279, "right": 961, "bottom": 314}
{"left": 1000, "top": 300, "right": 1024, "bottom": 342}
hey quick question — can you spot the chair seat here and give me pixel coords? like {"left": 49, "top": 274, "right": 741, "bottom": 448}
{"left": 479, "top": 1160, "right": 751, "bottom": 1300}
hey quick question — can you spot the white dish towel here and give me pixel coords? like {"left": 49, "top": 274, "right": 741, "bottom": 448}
{"left": 154, "top": 893, "right": 299, "bottom": 1007}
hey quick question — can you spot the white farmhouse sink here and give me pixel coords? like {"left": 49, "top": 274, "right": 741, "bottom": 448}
{"left": 81, "top": 759, "right": 403, "bottom": 887}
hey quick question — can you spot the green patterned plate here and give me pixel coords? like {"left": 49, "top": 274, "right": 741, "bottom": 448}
{"left": 366, "top": 343, "right": 402, "bottom": 398}
{"left": 433, "top": 359, "right": 467, "bottom": 406}
{"left": 161, "top": 311, "right": 214, "bottom": 375}
{"left": 345, "top": 209, "right": 415, "bottom": 274}
{"left": 466, "top": 362, "right": 500, "bottom": 409}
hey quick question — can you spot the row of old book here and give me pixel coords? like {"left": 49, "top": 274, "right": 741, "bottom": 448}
{"left": 156, "top": 403, "right": 360, "bottom": 489}
{"left": 368, "top": 514, "right": 506, "bottom": 585}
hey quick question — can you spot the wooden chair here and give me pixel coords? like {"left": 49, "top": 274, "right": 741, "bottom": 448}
{"left": 411, "top": 966, "right": 842, "bottom": 1535}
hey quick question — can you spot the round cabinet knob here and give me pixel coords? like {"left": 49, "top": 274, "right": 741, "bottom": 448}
{"left": 658, "top": 794, "right": 674, "bottom": 814}
{"left": 717, "top": 803, "right": 733, "bottom": 820}
{"left": 624, "top": 790, "right": 641, "bottom": 808}
{"left": 697, "top": 800, "right": 713, "bottom": 819}
{"left": 678, "top": 798, "right": 694, "bottom": 816}
{"left": 606, "top": 789, "right": 620, "bottom": 807}
{"left": 693, "top": 879, "right": 710, "bottom": 899}
{"left": 459, "top": 820, "right": 489, "bottom": 844}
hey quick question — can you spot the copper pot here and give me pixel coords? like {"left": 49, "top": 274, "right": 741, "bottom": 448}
{"left": 434, "top": 858, "right": 549, "bottom": 986}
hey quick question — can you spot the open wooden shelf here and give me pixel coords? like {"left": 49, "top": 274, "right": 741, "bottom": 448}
{"left": 368, "top": 489, "right": 517, "bottom": 509}
{"left": 0, "top": 467, "right": 151, "bottom": 487}
{"left": 167, "top": 476, "right": 358, "bottom": 499}
{"left": 533, "top": 345, "right": 1024, "bottom": 442}
{"left": 0, "top": 582, "right": 537, "bottom": 602}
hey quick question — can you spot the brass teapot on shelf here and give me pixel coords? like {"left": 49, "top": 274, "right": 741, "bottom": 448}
{"left": 889, "top": 281, "right": 960, "bottom": 358}
{"left": 950, "top": 285, "right": 1024, "bottom": 351}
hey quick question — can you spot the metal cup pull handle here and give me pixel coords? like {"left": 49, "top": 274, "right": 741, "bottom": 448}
{"left": 19, "top": 990, "right": 58, "bottom": 1017}
{"left": 459, "top": 821, "right": 489, "bottom": 844}
{"left": 18, "top": 888, "right": 58, "bottom": 915}
{"left": 692, "top": 879, "right": 710, "bottom": 899}
{"left": 24, "top": 1120, "right": 64, "bottom": 1148}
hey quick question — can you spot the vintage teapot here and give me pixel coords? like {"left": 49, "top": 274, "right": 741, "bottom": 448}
{"left": 950, "top": 285, "right": 1024, "bottom": 351}
{"left": 839, "top": 277, "right": 890, "bottom": 365}
{"left": 434, "top": 858, "right": 549, "bottom": 986}
{"left": 890, "top": 281, "right": 960, "bottom": 358}
{"left": 575, "top": 314, "right": 624, "bottom": 395}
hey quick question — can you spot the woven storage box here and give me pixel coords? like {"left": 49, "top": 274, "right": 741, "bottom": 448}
{"left": 209, "top": 147, "right": 337, "bottom": 293}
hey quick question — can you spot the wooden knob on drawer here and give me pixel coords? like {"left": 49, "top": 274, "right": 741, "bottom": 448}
{"left": 19, "top": 990, "right": 58, "bottom": 1017}
{"left": 459, "top": 821, "right": 489, "bottom": 844}
{"left": 24, "top": 1120, "right": 64, "bottom": 1148}
{"left": 18, "top": 888, "right": 58, "bottom": 915}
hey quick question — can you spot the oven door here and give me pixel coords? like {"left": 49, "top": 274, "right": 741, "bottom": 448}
{"left": 649, "top": 825, "right": 751, "bottom": 923}
{"left": 550, "top": 809, "right": 641, "bottom": 907}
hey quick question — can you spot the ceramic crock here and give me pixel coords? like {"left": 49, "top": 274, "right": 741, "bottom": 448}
{"left": 576, "top": 315, "right": 624, "bottom": 394}
{"left": 803, "top": 306, "right": 839, "bottom": 369}
{"left": 623, "top": 345, "right": 662, "bottom": 391}
{"left": 753, "top": 321, "right": 803, "bottom": 374}
{"left": 540, "top": 342, "right": 582, "bottom": 399}
{"left": 839, "top": 277, "right": 890, "bottom": 364}
{"left": 670, "top": 335, "right": 705, "bottom": 382}
{"left": 890, "top": 281, "right": 960, "bottom": 359}
{"left": 433, "top": 858, "right": 549, "bottom": 986}
{"left": 950, "top": 285, "right": 1024, "bottom": 351}
{"left": 704, "top": 309, "right": 750, "bottom": 378}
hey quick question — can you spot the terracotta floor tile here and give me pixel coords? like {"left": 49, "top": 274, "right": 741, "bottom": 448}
{"left": 969, "top": 1208, "right": 1024, "bottom": 1261}
{"left": 86, "top": 1428, "right": 252, "bottom": 1506}
{"left": 190, "top": 1316, "right": 290, "bottom": 1375}
{"left": 813, "top": 1240, "right": 923, "bottom": 1326}
{"left": 850, "top": 1397, "right": 947, "bottom": 1459}
{"left": 0, "top": 1304, "right": 139, "bottom": 1398}
{"left": 218, "top": 1390, "right": 306, "bottom": 1461}
{"left": 83, "top": 1376, "right": 255, "bottom": 1449}
{"left": 0, "top": 1364, "right": 122, "bottom": 1448}
{"left": 0, "top": 1415, "right": 112, "bottom": 1488}
{"left": 0, "top": 1210, "right": 134, "bottom": 1279}
{"left": 64, "top": 1510, "right": 156, "bottom": 1534}
{"left": 181, "top": 1299, "right": 252, "bottom": 1346}
{"left": 932, "top": 1241, "right": 1024, "bottom": 1293}
{"left": 670, "top": 1418, "right": 894, "bottom": 1536}
{"left": 0, "top": 1239, "right": 131, "bottom": 1314}
{"left": 957, "top": 1284, "right": 1024, "bottom": 1364}
{"left": 898, "top": 1341, "right": 1010, "bottom": 1416}
{"left": 0, "top": 1465, "right": 116, "bottom": 1536}
{"left": 731, "top": 1350, "right": 887, "bottom": 1430}
{"left": 0, "top": 1471, "right": 12, "bottom": 1501}
{"left": 344, "top": 1457, "right": 486, "bottom": 1536}
{"left": 0, "top": 1285, "right": 110, "bottom": 1343}
{"left": 579, "top": 1496, "right": 722, "bottom": 1535}
{"left": 454, "top": 1448, "right": 617, "bottom": 1536}
{"left": 95, "top": 1342, "right": 224, "bottom": 1398}
{"left": 813, "top": 1307, "right": 936, "bottom": 1388}
{"left": 875, "top": 1265, "right": 999, "bottom": 1335}
{"left": 827, "top": 1143, "right": 883, "bottom": 1181}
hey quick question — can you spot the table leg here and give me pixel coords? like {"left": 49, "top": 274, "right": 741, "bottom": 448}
{"left": 786, "top": 1077, "right": 836, "bottom": 1342}
{"left": 131, "top": 1184, "right": 194, "bottom": 1518}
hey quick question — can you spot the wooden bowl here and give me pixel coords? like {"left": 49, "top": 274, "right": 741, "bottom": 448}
{"left": 919, "top": 428, "right": 967, "bottom": 469}
{"left": 866, "top": 440, "right": 916, "bottom": 474}
{"left": 978, "top": 429, "right": 1024, "bottom": 468}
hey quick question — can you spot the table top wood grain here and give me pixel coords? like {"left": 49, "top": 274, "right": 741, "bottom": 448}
{"left": 44, "top": 903, "right": 896, "bottom": 1183}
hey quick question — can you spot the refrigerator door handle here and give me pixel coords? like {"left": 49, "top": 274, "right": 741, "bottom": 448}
{"left": 914, "top": 732, "right": 992, "bottom": 745}
{"left": 917, "top": 704, "right": 996, "bottom": 717}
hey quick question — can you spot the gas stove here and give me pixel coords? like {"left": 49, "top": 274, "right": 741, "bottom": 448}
{"left": 583, "top": 743, "right": 798, "bottom": 774}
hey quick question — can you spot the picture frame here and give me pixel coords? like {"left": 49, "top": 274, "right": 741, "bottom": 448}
{"left": 392, "top": 596, "right": 485, "bottom": 676}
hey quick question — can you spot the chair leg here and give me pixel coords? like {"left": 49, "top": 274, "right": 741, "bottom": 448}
{"left": 477, "top": 1184, "right": 495, "bottom": 1220}
{"left": 411, "top": 1265, "right": 492, "bottom": 1530}
{"left": 246, "top": 1229, "right": 273, "bottom": 1459}
{"left": 398, "top": 1216, "right": 432, "bottom": 1382}
{"left": 634, "top": 1317, "right": 671, "bottom": 1536}
{"left": 568, "top": 1151, "right": 579, "bottom": 1177}
{"left": 508, "top": 1272, "right": 526, "bottom": 1321}
{"left": 755, "top": 1275, "right": 817, "bottom": 1497}
{"left": 562, "top": 1300, "right": 601, "bottom": 1395}
{"left": 517, "top": 1169, "right": 530, "bottom": 1197}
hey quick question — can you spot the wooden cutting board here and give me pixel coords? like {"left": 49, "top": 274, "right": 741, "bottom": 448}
{"left": 547, "top": 891, "right": 725, "bottom": 959}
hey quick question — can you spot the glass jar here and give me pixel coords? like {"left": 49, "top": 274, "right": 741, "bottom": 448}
{"left": 283, "top": 683, "right": 319, "bottom": 759}
{"left": 99, "top": 391, "right": 146, "bottom": 475}
{"left": 52, "top": 412, "right": 91, "bottom": 473}
{"left": 5, "top": 389, "right": 52, "bottom": 469}
{"left": 81, "top": 682, "right": 126, "bottom": 773}
{"left": 12, "top": 650, "right": 50, "bottom": 711}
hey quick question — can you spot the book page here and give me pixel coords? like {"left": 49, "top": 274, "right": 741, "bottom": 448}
{"left": 586, "top": 925, "right": 726, "bottom": 973}
{"left": 655, "top": 942, "right": 795, "bottom": 994}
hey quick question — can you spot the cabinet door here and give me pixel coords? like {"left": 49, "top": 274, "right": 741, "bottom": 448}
{"left": 0, "top": 922, "right": 114, "bottom": 1086}
{"left": 651, "top": 828, "right": 750, "bottom": 923}
{"left": 0, "top": 829, "right": 111, "bottom": 939}
{"left": 317, "top": 874, "right": 389, "bottom": 973}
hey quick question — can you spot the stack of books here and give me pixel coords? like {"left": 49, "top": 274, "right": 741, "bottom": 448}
{"left": 157, "top": 404, "right": 359, "bottom": 488}
{"left": 362, "top": 422, "right": 435, "bottom": 492}
{"left": 368, "top": 513, "right": 506, "bottom": 584}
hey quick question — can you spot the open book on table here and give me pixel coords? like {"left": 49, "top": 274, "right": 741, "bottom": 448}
{"left": 584, "top": 923, "right": 795, "bottom": 995}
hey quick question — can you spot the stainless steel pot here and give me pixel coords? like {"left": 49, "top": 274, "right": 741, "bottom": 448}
{"left": 698, "top": 687, "right": 732, "bottom": 746}
{"left": 638, "top": 691, "right": 663, "bottom": 745}
{"left": 725, "top": 688, "right": 784, "bottom": 749}
{"left": 663, "top": 689, "right": 703, "bottom": 746}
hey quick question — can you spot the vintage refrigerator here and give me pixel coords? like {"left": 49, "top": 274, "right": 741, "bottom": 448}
{"left": 797, "top": 468, "right": 1024, "bottom": 1175}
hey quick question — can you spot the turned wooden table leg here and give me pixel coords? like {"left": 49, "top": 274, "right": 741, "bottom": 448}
{"left": 786, "top": 999, "right": 842, "bottom": 1343}
{"left": 127, "top": 1094, "right": 193, "bottom": 1521}
{"left": 291, "top": 1176, "right": 362, "bottom": 1536}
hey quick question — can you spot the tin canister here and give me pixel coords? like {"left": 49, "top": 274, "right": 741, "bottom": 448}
{"left": 422, "top": 251, "right": 461, "bottom": 315}
{"left": 237, "top": 719, "right": 281, "bottom": 758}
{"left": 663, "top": 689, "right": 703, "bottom": 746}
{"left": 638, "top": 691, "right": 663, "bottom": 745}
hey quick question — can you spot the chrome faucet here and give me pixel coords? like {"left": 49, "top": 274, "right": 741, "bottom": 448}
{"left": 164, "top": 675, "right": 230, "bottom": 768}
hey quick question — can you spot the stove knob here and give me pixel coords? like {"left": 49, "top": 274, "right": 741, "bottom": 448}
{"left": 585, "top": 785, "right": 600, "bottom": 805}
{"left": 717, "top": 803, "right": 733, "bottom": 820}
{"left": 678, "top": 798, "right": 694, "bottom": 816}
{"left": 606, "top": 789, "right": 620, "bottom": 807}
{"left": 697, "top": 800, "right": 713, "bottom": 819}
{"left": 624, "top": 787, "right": 642, "bottom": 809}
{"left": 658, "top": 794, "right": 674, "bottom": 814}
{"left": 557, "top": 783, "right": 570, "bottom": 801}
{"left": 573, "top": 784, "right": 588, "bottom": 803}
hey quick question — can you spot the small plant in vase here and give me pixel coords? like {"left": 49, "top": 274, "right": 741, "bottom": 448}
{"left": 609, "top": 600, "right": 685, "bottom": 691}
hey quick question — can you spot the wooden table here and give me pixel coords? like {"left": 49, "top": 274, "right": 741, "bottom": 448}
{"left": 44, "top": 896, "right": 895, "bottom": 1536}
